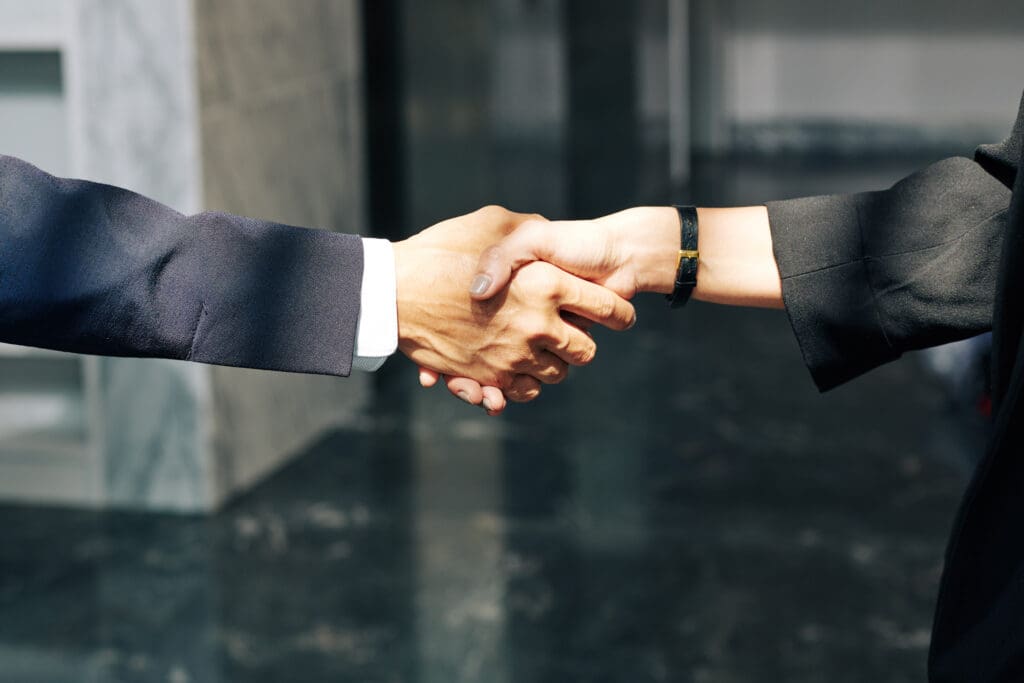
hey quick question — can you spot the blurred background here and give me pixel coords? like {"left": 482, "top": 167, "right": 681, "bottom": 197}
{"left": 0, "top": 0, "right": 1021, "bottom": 681}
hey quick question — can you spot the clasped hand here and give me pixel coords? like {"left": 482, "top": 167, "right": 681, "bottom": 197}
{"left": 393, "top": 206, "right": 640, "bottom": 411}
{"left": 397, "top": 205, "right": 695, "bottom": 413}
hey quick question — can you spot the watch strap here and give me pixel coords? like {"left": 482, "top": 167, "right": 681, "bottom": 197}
{"left": 666, "top": 205, "right": 699, "bottom": 309}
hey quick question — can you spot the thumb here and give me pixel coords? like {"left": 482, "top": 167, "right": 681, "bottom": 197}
{"left": 469, "top": 220, "right": 548, "bottom": 300}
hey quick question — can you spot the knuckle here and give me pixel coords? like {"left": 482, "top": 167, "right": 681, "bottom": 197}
{"left": 623, "top": 305, "right": 637, "bottom": 328}
{"left": 520, "top": 377, "right": 539, "bottom": 397}
{"left": 553, "top": 333, "right": 573, "bottom": 354}
{"left": 517, "top": 220, "right": 546, "bottom": 251}
{"left": 509, "top": 375, "right": 542, "bottom": 402}
{"left": 506, "top": 387, "right": 533, "bottom": 403}
{"left": 477, "top": 204, "right": 510, "bottom": 222}
{"left": 510, "top": 351, "right": 543, "bottom": 376}
{"left": 516, "top": 312, "right": 552, "bottom": 339}
{"left": 528, "top": 330, "right": 559, "bottom": 350}
{"left": 496, "top": 370, "right": 520, "bottom": 392}
{"left": 544, "top": 365, "right": 568, "bottom": 385}
{"left": 480, "top": 243, "right": 505, "bottom": 266}
{"left": 596, "top": 298, "right": 616, "bottom": 320}
{"left": 531, "top": 317, "right": 558, "bottom": 339}
{"left": 517, "top": 262, "right": 560, "bottom": 296}
{"left": 573, "top": 341, "right": 597, "bottom": 365}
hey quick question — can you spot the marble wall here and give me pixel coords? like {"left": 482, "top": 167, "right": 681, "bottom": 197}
{"left": 0, "top": 0, "right": 213, "bottom": 510}
{"left": 195, "top": 0, "right": 365, "bottom": 233}
{"left": 72, "top": 0, "right": 201, "bottom": 209}
{"left": 70, "top": 0, "right": 212, "bottom": 511}
{"left": 0, "top": 0, "right": 370, "bottom": 511}
{"left": 192, "top": 0, "right": 370, "bottom": 502}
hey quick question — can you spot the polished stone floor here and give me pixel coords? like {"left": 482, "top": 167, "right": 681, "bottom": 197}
{"left": 0, "top": 154, "right": 988, "bottom": 682}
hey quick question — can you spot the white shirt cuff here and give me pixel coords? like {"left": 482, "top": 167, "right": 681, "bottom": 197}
{"left": 351, "top": 238, "right": 398, "bottom": 372}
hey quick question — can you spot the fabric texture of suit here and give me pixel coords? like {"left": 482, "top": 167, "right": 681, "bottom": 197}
{"left": 767, "top": 91, "right": 1024, "bottom": 681}
{"left": 0, "top": 155, "right": 364, "bottom": 376}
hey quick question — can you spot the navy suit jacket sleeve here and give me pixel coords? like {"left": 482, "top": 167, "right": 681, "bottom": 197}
{"left": 0, "top": 155, "right": 364, "bottom": 376}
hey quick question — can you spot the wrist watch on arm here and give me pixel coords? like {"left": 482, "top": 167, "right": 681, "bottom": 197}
{"left": 666, "top": 205, "right": 699, "bottom": 308}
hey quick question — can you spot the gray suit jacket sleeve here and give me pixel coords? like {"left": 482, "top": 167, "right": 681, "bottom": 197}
{"left": 0, "top": 155, "right": 364, "bottom": 376}
{"left": 766, "top": 92, "right": 1023, "bottom": 392}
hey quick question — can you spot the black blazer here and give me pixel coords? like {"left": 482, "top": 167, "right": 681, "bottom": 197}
{"left": 0, "top": 155, "right": 364, "bottom": 376}
{"left": 767, "top": 91, "right": 1024, "bottom": 682}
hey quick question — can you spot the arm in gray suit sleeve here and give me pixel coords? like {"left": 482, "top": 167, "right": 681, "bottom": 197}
{"left": 766, "top": 93, "right": 1022, "bottom": 391}
{"left": 0, "top": 155, "right": 363, "bottom": 376}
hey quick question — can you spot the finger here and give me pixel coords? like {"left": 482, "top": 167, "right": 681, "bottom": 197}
{"left": 481, "top": 386, "right": 507, "bottom": 416}
{"left": 444, "top": 375, "right": 485, "bottom": 406}
{"left": 468, "top": 220, "right": 573, "bottom": 301}
{"left": 558, "top": 276, "right": 637, "bottom": 331}
{"left": 546, "top": 323, "right": 598, "bottom": 367}
{"left": 505, "top": 375, "right": 542, "bottom": 403}
{"left": 470, "top": 220, "right": 547, "bottom": 300}
{"left": 520, "top": 350, "right": 569, "bottom": 385}
{"left": 419, "top": 367, "right": 441, "bottom": 387}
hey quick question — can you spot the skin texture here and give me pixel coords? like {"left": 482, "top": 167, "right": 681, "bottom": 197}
{"left": 394, "top": 206, "right": 636, "bottom": 405}
{"left": 420, "top": 205, "right": 784, "bottom": 413}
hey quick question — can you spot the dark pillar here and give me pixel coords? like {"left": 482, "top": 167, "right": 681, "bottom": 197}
{"left": 361, "top": 0, "right": 407, "bottom": 240}
{"left": 564, "top": 0, "right": 639, "bottom": 217}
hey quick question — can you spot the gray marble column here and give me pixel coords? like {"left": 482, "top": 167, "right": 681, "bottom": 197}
{"left": 193, "top": 0, "right": 370, "bottom": 503}
{"left": 0, "top": 0, "right": 371, "bottom": 512}
{"left": 71, "top": 0, "right": 212, "bottom": 510}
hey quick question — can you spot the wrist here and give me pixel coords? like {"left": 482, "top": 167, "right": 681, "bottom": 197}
{"left": 392, "top": 239, "right": 419, "bottom": 349}
{"left": 393, "top": 237, "right": 468, "bottom": 357}
{"left": 598, "top": 206, "right": 680, "bottom": 294}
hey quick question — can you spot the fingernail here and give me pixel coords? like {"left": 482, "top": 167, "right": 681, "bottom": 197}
{"left": 470, "top": 274, "right": 492, "bottom": 296}
{"left": 481, "top": 397, "right": 495, "bottom": 412}
{"left": 457, "top": 391, "right": 471, "bottom": 404}
{"left": 627, "top": 314, "right": 637, "bottom": 330}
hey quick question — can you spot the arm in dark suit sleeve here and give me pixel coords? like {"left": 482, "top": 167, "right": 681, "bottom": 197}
{"left": 765, "top": 93, "right": 1022, "bottom": 392}
{"left": 0, "top": 155, "right": 363, "bottom": 376}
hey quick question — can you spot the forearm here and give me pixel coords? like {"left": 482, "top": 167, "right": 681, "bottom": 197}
{"left": 0, "top": 155, "right": 364, "bottom": 375}
{"left": 766, "top": 157, "right": 1010, "bottom": 390}
{"left": 598, "top": 205, "right": 784, "bottom": 308}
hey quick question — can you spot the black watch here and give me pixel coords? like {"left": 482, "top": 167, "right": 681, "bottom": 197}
{"left": 665, "top": 205, "right": 699, "bottom": 309}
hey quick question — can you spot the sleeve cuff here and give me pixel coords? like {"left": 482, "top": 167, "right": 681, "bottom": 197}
{"left": 352, "top": 238, "right": 398, "bottom": 372}
{"left": 766, "top": 195, "right": 900, "bottom": 392}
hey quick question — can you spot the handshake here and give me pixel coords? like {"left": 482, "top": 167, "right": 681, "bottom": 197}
{"left": 389, "top": 204, "right": 782, "bottom": 415}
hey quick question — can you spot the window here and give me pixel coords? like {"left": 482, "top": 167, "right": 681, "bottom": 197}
{"left": 0, "top": 51, "right": 67, "bottom": 174}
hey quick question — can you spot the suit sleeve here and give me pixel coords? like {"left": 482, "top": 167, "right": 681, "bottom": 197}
{"left": 765, "top": 93, "right": 1022, "bottom": 392}
{"left": 0, "top": 155, "right": 363, "bottom": 376}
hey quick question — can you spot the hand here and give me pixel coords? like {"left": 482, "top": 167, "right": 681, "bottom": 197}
{"left": 430, "top": 205, "right": 784, "bottom": 413}
{"left": 413, "top": 309, "right": 598, "bottom": 417}
{"left": 414, "top": 207, "right": 678, "bottom": 414}
{"left": 394, "top": 206, "right": 636, "bottom": 404}
{"left": 416, "top": 311, "right": 599, "bottom": 416}
{"left": 468, "top": 207, "right": 682, "bottom": 301}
